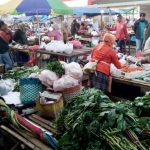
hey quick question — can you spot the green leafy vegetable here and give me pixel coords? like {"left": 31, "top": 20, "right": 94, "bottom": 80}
{"left": 46, "top": 61, "right": 64, "bottom": 76}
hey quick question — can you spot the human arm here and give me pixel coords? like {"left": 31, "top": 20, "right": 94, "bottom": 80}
{"left": 0, "top": 30, "right": 11, "bottom": 43}
{"left": 107, "top": 25, "right": 116, "bottom": 31}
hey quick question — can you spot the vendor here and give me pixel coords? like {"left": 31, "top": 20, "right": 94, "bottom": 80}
{"left": 107, "top": 14, "right": 128, "bottom": 51}
{"left": 89, "top": 33, "right": 121, "bottom": 94}
{"left": 71, "top": 19, "right": 80, "bottom": 36}
{"left": 48, "top": 23, "right": 62, "bottom": 41}
{"left": 13, "top": 23, "right": 29, "bottom": 65}
{"left": 78, "top": 22, "right": 86, "bottom": 32}
{"left": 0, "top": 20, "right": 13, "bottom": 70}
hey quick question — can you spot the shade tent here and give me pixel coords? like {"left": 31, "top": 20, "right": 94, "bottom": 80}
{"left": 16, "top": 0, "right": 73, "bottom": 15}
{"left": 72, "top": 7, "right": 120, "bottom": 17}
{"left": 0, "top": 0, "right": 22, "bottom": 15}
{"left": 17, "top": 16, "right": 35, "bottom": 22}
{"left": 40, "top": 15, "right": 48, "bottom": 21}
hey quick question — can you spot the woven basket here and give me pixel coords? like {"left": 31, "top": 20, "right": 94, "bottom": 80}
{"left": 36, "top": 97, "right": 63, "bottom": 119}
{"left": 61, "top": 84, "right": 81, "bottom": 104}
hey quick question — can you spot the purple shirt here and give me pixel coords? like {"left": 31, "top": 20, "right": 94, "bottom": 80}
{"left": 48, "top": 30, "right": 62, "bottom": 41}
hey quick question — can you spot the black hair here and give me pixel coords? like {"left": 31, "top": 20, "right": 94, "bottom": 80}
{"left": 73, "top": 19, "right": 77, "bottom": 23}
{"left": 0, "top": 20, "right": 5, "bottom": 28}
{"left": 140, "top": 13, "right": 146, "bottom": 17}
{"left": 81, "top": 22, "right": 85, "bottom": 26}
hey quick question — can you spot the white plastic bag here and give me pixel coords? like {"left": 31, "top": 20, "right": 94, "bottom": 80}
{"left": 110, "top": 64, "right": 117, "bottom": 76}
{"left": 53, "top": 75, "right": 79, "bottom": 92}
{"left": 39, "top": 70, "right": 59, "bottom": 87}
{"left": 65, "top": 62, "right": 83, "bottom": 81}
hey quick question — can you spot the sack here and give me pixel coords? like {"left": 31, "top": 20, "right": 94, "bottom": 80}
{"left": 20, "top": 78, "right": 43, "bottom": 105}
{"left": 83, "top": 61, "right": 97, "bottom": 74}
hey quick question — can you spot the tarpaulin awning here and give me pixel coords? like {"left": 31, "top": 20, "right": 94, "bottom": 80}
{"left": 72, "top": 7, "right": 120, "bottom": 17}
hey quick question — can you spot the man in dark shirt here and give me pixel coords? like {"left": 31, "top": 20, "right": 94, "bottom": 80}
{"left": 0, "top": 20, "right": 13, "bottom": 70}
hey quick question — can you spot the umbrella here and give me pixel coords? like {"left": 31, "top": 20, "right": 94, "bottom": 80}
{"left": 16, "top": 0, "right": 73, "bottom": 15}
{"left": 0, "top": 99, "right": 57, "bottom": 149}
{"left": 0, "top": 0, "right": 22, "bottom": 15}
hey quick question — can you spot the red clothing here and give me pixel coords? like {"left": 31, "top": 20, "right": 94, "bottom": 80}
{"left": 0, "top": 30, "right": 12, "bottom": 43}
{"left": 78, "top": 26, "right": 86, "bottom": 31}
{"left": 107, "top": 22, "right": 128, "bottom": 40}
{"left": 91, "top": 44, "right": 121, "bottom": 75}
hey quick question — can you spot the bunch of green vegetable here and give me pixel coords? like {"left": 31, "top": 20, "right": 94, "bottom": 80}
{"left": 132, "top": 92, "right": 150, "bottom": 116}
{"left": 3, "top": 66, "right": 41, "bottom": 92}
{"left": 3, "top": 66, "right": 41, "bottom": 81}
{"left": 54, "top": 88, "right": 146, "bottom": 150}
{"left": 46, "top": 61, "right": 64, "bottom": 76}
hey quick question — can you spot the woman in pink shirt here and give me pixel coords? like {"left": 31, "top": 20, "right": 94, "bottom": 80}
{"left": 48, "top": 24, "right": 62, "bottom": 41}
{"left": 107, "top": 14, "right": 128, "bottom": 51}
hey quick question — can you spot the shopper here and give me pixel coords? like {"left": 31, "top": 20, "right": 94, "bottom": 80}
{"left": 133, "top": 13, "right": 148, "bottom": 53}
{"left": 107, "top": 14, "right": 128, "bottom": 51}
{"left": 0, "top": 20, "right": 13, "bottom": 70}
{"left": 89, "top": 33, "right": 121, "bottom": 94}
{"left": 71, "top": 19, "right": 80, "bottom": 36}
{"left": 48, "top": 23, "right": 62, "bottom": 41}
{"left": 13, "top": 23, "right": 29, "bottom": 65}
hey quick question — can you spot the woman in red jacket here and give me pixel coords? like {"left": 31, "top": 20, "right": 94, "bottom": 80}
{"left": 89, "top": 33, "right": 121, "bottom": 94}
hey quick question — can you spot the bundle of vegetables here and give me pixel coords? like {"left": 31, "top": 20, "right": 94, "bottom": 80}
{"left": 3, "top": 66, "right": 41, "bottom": 92}
{"left": 121, "top": 64, "right": 144, "bottom": 73}
{"left": 132, "top": 92, "right": 150, "bottom": 116}
{"left": 46, "top": 61, "right": 64, "bottom": 77}
{"left": 54, "top": 88, "right": 146, "bottom": 150}
{"left": 135, "top": 72, "right": 150, "bottom": 83}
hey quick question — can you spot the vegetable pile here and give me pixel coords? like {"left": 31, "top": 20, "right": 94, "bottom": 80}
{"left": 54, "top": 89, "right": 150, "bottom": 150}
{"left": 136, "top": 72, "right": 150, "bottom": 83}
{"left": 3, "top": 66, "right": 41, "bottom": 92}
{"left": 121, "top": 64, "right": 144, "bottom": 73}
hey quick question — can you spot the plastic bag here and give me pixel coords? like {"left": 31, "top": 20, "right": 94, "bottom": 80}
{"left": 0, "top": 80, "right": 12, "bottom": 96}
{"left": 135, "top": 51, "right": 143, "bottom": 57}
{"left": 68, "top": 40, "right": 82, "bottom": 49}
{"left": 110, "top": 64, "right": 117, "bottom": 76}
{"left": 39, "top": 70, "right": 59, "bottom": 87}
{"left": 53, "top": 75, "right": 79, "bottom": 92}
{"left": 65, "top": 62, "right": 83, "bottom": 81}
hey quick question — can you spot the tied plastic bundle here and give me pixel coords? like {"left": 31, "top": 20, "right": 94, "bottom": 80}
{"left": 45, "top": 40, "right": 73, "bottom": 54}
{"left": 39, "top": 70, "right": 59, "bottom": 88}
{"left": 65, "top": 62, "right": 83, "bottom": 81}
{"left": 53, "top": 75, "right": 79, "bottom": 92}
{"left": 68, "top": 40, "right": 82, "bottom": 49}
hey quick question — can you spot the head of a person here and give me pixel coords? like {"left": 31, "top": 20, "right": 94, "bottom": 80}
{"left": 52, "top": 23, "right": 61, "bottom": 31}
{"left": 126, "top": 18, "right": 130, "bottom": 22}
{"left": 81, "top": 22, "right": 85, "bottom": 26}
{"left": 103, "top": 33, "right": 116, "bottom": 47}
{"left": 0, "top": 20, "right": 6, "bottom": 31}
{"left": 73, "top": 19, "right": 77, "bottom": 24}
{"left": 117, "top": 14, "right": 122, "bottom": 22}
{"left": 18, "top": 23, "right": 26, "bottom": 32}
{"left": 140, "top": 13, "right": 146, "bottom": 21}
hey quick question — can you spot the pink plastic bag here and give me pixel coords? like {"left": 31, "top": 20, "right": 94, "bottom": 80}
{"left": 68, "top": 40, "right": 82, "bottom": 49}
{"left": 28, "top": 45, "right": 39, "bottom": 51}
{"left": 135, "top": 51, "right": 143, "bottom": 57}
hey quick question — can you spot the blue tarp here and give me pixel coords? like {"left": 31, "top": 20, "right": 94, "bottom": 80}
{"left": 40, "top": 15, "right": 48, "bottom": 21}
{"left": 72, "top": 7, "right": 120, "bottom": 17}
{"left": 17, "top": 16, "right": 35, "bottom": 22}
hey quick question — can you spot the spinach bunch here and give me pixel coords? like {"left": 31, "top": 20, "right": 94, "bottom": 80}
{"left": 46, "top": 61, "right": 64, "bottom": 77}
{"left": 54, "top": 88, "right": 144, "bottom": 150}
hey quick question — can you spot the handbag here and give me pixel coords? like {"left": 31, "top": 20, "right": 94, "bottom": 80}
{"left": 20, "top": 78, "right": 43, "bottom": 105}
{"left": 83, "top": 48, "right": 112, "bottom": 74}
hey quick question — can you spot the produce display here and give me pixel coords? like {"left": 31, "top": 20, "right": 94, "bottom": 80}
{"left": 46, "top": 61, "right": 64, "bottom": 77}
{"left": 3, "top": 66, "right": 41, "bottom": 91}
{"left": 121, "top": 64, "right": 144, "bottom": 73}
{"left": 135, "top": 72, "right": 150, "bottom": 83}
{"left": 55, "top": 89, "right": 150, "bottom": 150}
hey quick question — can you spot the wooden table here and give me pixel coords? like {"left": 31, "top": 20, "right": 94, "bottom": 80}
{"left": 35, "top": 47, "right": 92, "bottom": 65}
{"left": 111, "top": 76, "right": 150, "bottom": 101}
